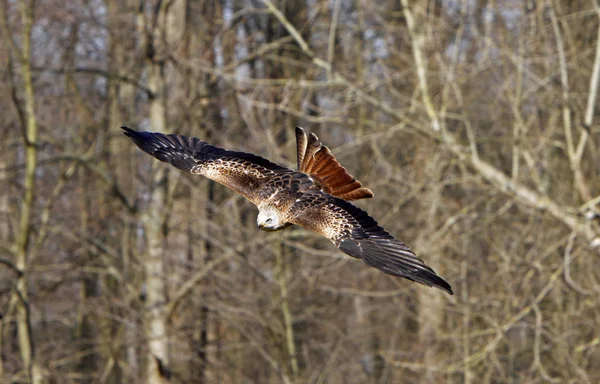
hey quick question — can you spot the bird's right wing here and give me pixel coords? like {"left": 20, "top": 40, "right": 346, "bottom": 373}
{"left": 289, "top": 192, "right": 453, "bottom": 294}
{"left": 122, "top": 127, "right": 291, "bottom": 205}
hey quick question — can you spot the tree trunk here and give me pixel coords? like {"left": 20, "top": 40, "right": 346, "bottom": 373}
{"left": 142, "top": 1, "right": 187, "bottom": 382}
{"left": 143, "top": 44, "right": 170, "bottom": 384}
{"left": 9, "top": 0, "right": 43, "bottom": 382}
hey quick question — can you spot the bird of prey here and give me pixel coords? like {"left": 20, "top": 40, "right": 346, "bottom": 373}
{"left": 122, "top": 126, "right": 453, "bottom": 294}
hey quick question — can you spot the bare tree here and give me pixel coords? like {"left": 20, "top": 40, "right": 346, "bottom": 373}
{"left": 1, "top": 0, "right": 43, "bottom": 382}
{"left": 1, "top": 0, "right": 600, "bottom": 383}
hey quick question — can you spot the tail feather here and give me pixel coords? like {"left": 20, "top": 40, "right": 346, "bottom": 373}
{"left": 295, "top": 127, "right": 374, "bottom": 201}
{"left": 325, "top": 171, "right": 355, "bottom": 190}
{"left": 314, "top": 160, "right": 339, "bottom": 177}
{"left": 295, "top": 127, "right": 308, "bottom": 170}
{"left": 332, "top": 180, "right": 364, "bottom": 195}
{"left": 337, "top": 188, "right": 375, "bottom": 201}
{"left": 301, "top": 132, "right": 321, "bottom": 173}
{"left": 310, "top": 147, "right": 335, "bottom": 173}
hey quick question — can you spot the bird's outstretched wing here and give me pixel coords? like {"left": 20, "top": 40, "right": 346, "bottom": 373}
{"left": 295, "top": 127, "right": 373, "bottom": 201}
{"left": 122, "top": 127, "right": 291, "bottom": 205}
{"left": 289, "top": 192, "right": 453, "bottom": 294}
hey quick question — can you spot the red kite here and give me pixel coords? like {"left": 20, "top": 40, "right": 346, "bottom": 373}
{"left": 123, "top": 126, "right": 452, "bottom": 294}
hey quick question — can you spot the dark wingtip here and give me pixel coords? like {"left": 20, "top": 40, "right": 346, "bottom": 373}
{"left": 402, "top": 268, "right": 453, "bottom": 295}
{"left": 121, "top": 126, "right": 136, "bottom": 136}
{"left": 404, "top": 269, "right": 453, "bottom": 295}
{"left": 295, "top": 126, "right": 305, "bottom": 134}
{"left": 442, "top": 279, "right": 453, "bottom": 295}
{"left": 338, "top": 237, "right": 453, "bottom": 295}
{"left": 424, "top": 273, "right": 453, "bottom": 295}
{"left": 120, "top": 127, "right": 159, "bottom": 158}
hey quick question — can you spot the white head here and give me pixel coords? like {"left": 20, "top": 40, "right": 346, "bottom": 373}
{"left": 257, "top": 204, "right": 287, "bottom": 231}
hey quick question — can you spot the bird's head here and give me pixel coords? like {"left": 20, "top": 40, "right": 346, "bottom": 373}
{"left": 257, "top": 205, "right": 287, "bottom": 231}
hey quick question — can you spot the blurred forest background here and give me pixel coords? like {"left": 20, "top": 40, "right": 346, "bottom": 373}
{"left": 2, "top": 0, "right": 600, "bottom": 383}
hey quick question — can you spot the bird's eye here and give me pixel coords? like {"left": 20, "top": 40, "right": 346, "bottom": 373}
{"left": 266, "top": 218, "right": 273, "bottom": 224}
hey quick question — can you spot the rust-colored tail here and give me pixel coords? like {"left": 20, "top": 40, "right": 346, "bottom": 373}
{"left": 295, "top": 127, "right": 373, "bottom": 201}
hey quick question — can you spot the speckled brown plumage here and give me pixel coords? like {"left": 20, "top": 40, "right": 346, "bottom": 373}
{"left": 122, "top": 126, "right": 453, "bottom": 294}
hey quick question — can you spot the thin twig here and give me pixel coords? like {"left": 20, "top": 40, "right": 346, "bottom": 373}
{"left": 261, "top": 0, "right": 313, "bottom": 57}
{"left": 400, "top": 0, "right": 440, "bottom": 131}
{"left": 584, "top": 16, "right": 600, "bottom": 128}
{"left": 548, "top": 0, "right": 590, "bottom": 201}
{"left": 0, "top": 257, "right": 23, "bottom": 276}
{"left": 563, "top": 232, "right": 593, "bottom": 295}
{"left": 531, "top": 303, "right": 560, "bottom": 382}
{"left": 31, "top": 66, "right": 154, "bottom": 98}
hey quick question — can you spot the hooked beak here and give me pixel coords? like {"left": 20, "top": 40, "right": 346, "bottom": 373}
{"left": 258, "top": 222, "right": 292, "bottom": 232}
{"left": 258, "top": 222, "right": 277, "bottom": 232}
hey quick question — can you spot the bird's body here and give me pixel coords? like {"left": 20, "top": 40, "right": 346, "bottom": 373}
{"left": 123, "top": 126, "right": 453, "bottom": 294}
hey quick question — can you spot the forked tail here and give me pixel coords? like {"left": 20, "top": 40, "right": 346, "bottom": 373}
{"left": 295, "top": 127, "right": 373, "bottom": 201}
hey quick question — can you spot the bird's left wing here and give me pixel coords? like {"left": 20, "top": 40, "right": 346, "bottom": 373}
{"left": 288, "top": 192, "right": 453, "bottom": 294}
{"left": 122, "top": 127, "right": 291, "bottom": 205}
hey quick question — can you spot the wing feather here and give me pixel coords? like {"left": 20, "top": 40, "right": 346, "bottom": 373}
{"left": 289, "top": 193, "right": 453, "bottom": 294}
{"left": 122, "top": 127, "right": 291, "bottom": 205}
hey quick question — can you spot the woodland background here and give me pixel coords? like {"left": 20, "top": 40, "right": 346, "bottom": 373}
{"left": 1, "top": 0, "right": 600, "bottom": 383}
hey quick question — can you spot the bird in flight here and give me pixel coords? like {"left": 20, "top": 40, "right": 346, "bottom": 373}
{"left": 122, "top": 126, "right": 452, "bottom": 294}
